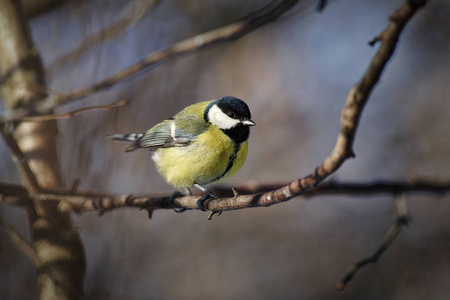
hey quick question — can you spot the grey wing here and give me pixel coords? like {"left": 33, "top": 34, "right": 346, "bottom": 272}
{"left": 125, "top": 117, "right": 206, "bottom": 152}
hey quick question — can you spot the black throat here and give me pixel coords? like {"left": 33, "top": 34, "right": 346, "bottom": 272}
{"left": 222, "top": 124, "right": 250, "bottom": 144}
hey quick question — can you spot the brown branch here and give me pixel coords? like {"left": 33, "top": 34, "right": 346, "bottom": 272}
{"left": 21, "top": 0, "right": 65, "bottom": 18}
{"left": 209, "top": 180, "right": 450, "bottom": 197}
{"left": 0, "top": 213, "right": 84, "bottom": 298}
{"left": 336, "top": 194, "right": 410, "bottom": 291}
{"left": 18, "top": 99, "right": 129, "bottom": 122}
{"left": 0, "top": 125, "right": 41, "bottom": 194}
{"left": 0, "top": 123, "right": 46, "bottom": 217}
{"left": 0, "top": 214, "right": 42, "bottom": 268}
{"left": 1, "top": 180, "right": 447, "bottom": 215}
{"left": 316, "top": 0, "right": 328, "bottom": 12}
{"left": 41, "top": 0, "right": 300, "bottom": 109}
{"left": 47, "top": 0, "right": 160, "bottom": 77}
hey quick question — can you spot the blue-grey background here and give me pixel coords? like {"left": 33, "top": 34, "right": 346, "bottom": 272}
{"left": 1, "top": 0, "right": 449, "bottom": 299}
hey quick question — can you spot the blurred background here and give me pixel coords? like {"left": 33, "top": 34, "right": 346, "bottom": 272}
{"left": 1, "top": 0, "right": 450, "bottom": 299}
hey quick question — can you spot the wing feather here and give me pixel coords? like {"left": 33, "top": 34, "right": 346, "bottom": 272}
{"left": 125, "top": 116, "right": 209, "bottom": 152}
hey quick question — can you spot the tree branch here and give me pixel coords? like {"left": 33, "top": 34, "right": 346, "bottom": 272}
{"left": 47, "top": 0, "right": 160, "bottom": 77}
{"left": 40, "top": 0, "right": 300, "bottom": 109}
{"left": 0, "top": 214, "right": 42, "bottom": 268}
{"left": 1, "top": 180, "right": 447, "bottom": 215}
{"left": 18, "top": 99, "right": 129, "bottom": 122}
{"left": 336, "top": 194, "right": 410, "bottom": 291}
{"left": 21, "top": 0, "right": 65, "bottom": 18}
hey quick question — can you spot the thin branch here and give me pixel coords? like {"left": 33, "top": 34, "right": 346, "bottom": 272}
{"left": 316, "top": 0, "right": 328, "bottom": 12}
{"left": 0, "top": 123, "right": 45, "bottom": 216}
{"left": 1, "top": 180, "right": 447, "bottom": 215}
{"left": 47, "top": 0, "right": 160, "bottom": 77}
{"left": 0, "top": 125, "right": 40, "bottom": 193}
{"left": 209, "top": 180, "right": 450, "bottom": 197}
{"left": 336, "top": 194, "right": 410, "bottom": 291}
{"left": 0, "top": 214, "right": 42, "bottom": 268}
{"left": 18, "top": 99, "right": 129, "bottom": 122}
{"left": 41, "top": 0, "right": 300, "bottom": 109}
{"left": 21, "top": 0, "right": 66, "bottom": 19}
{"left": 0, "top": 213, "right": 84, "bottom": 298}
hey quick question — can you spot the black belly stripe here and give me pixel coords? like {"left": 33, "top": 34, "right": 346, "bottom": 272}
{"left": 212, "top": 143, "right": 241, "bottom": 182}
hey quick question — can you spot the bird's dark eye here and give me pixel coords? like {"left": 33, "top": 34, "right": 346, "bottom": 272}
{"left": 227, "top": 112, "right": 236, "bottom": 118}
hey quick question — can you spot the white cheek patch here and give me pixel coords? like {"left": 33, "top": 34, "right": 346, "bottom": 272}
{"left": 208, "top": 105, "right": 240, "bottom": 129}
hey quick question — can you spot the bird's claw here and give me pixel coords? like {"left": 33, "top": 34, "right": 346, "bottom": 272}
{"left": 169, "top": 191, "right": 189, "bottom": 213}
{"left": 197, "top": 190, "right": 217, "bottom": 211}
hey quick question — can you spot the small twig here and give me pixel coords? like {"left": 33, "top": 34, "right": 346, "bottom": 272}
{"left": 18, "top": 99, "right": 128, "bottom": 122}
{"left": 209, "top": 180, "right": 450, "bottom": 197}
{"left": 0, "top": 215, "right": 42, "bottom": 268}
{"left": 0, "top": 214, "right": 84, "bottom": 298}
{"left": 207, "top": 211, "right": 222, "bottom": 220}
{"left": 0, "top": 123, "right": 44, "bottom": 216}
{"left": 394, "top": 193, "right": 410, "bottom": 224}
{"left": 70, "top": 179, "right": 81, "bottom": 194}
{"left": 336, "top": 194, "right": 409, "bottom": 291}
{"left": 47, "top": 0, "right": 160, "bottom": 77}
{"left": 316, "top": 0, "right": 328, "bottom": 12}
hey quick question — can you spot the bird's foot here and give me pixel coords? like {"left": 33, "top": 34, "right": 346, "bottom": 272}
{"left": 193, "top": 184, "right": 218, "bottom": 211}
{"left": 169, "top": 191, "right": 190, "bottom": 213}
{"left": 196, "top": 191, "right": 217, "bottom": 211}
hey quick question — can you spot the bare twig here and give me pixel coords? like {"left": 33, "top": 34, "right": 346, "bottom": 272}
{"left": 336, "top": 194, "right": 410, "bottom": 291}
{"left": 19, "top": 99, "right": 128, "bottom": 122}
{"left": 41, "top": 0, "right": 299, "bottom": 109}
{"left": 21, "top": 0, "right": 66, "bottom": 19}
{"left": 316, "top": 0, "right": 328, "bottom": 12}
{"left": 0, "top": 213, "right": 84, "bottom": 298}
{"left": 47, "top": 0, "right": 160, "bottom": 77}
{"left": 0, "top": 123, "right": 45, "bottom": 216}
{"left": 209, "top": 180, "right": 450, "bottom": 197}
{"left": 1, "top": 180, "right": 447, "bottom": 215}
{"left": 0, "top": 214, "right": 42, "bottom": 267}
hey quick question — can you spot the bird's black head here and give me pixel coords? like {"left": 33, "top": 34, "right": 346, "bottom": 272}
{"left": 204, "top": 96, "right": 255, "bottom": 144}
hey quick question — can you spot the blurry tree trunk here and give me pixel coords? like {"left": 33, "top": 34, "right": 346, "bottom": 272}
{"left": 0, "top": 1, "right": 85, "bottom": 299}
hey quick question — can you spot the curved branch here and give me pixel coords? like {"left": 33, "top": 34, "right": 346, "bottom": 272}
{"left": 1, "top": 180, "right": 447, "bottom": 215}
{"left": 337, "top": 194, "right": 410, "bottom": 291}
{"left": 20, "top": 99, "right": 128, "bottom": 122}
{"left": 198, "top": 0, "right": 429, "bottom": 212}
{"left": 42, "top": 0, "right": 300, "bottom": 109}
{"left": 47, "top": 0, "right": 160, "bottom": 77}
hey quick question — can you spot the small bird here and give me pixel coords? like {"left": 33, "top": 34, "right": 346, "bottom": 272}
{"left": 110, "top": 96, "right": 255, "bottom": 210}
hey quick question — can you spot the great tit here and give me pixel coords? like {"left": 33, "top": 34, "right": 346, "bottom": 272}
{"left": 110, "top": 96, "right": 255, "bottom": 209}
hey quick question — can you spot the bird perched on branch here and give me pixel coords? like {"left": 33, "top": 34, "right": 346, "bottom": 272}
{"left": 110, "top": 96, "right": 255, "bottom": 210}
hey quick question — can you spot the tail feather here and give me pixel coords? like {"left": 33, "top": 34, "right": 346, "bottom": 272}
{"left": 109, "top": 133, "right": 144, "bottom": 152}
{"left": 109, "top": 133, "right": 143, "bottom": 142}
{"left": 124, "top": 142, "right": 141, "bottom": 152}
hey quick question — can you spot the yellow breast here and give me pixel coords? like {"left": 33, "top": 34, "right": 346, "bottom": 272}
{"left": 152, "top": 126, "right": 248, "bottom": 188}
